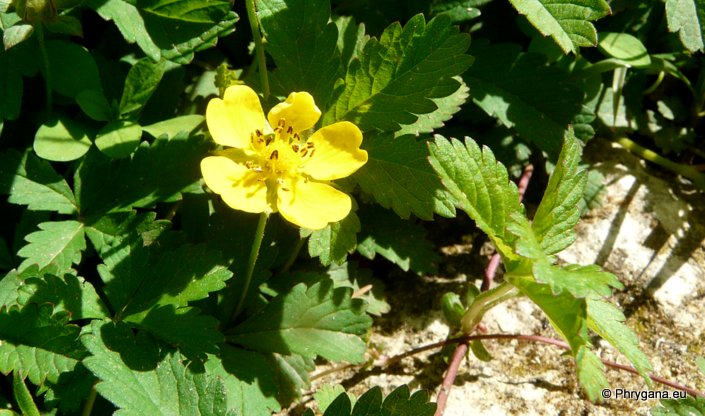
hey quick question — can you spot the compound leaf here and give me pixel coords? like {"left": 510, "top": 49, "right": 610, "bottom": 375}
{"left": 665, "top": 0, "right": 705, "bottom": 52}
{"left": 230, "top": 281, "right": 372, "bottom": 363}
{"left": 508, "top": 0, "right": 611, "bottom": 54}
{"left": 85, "top": 0, "right": 161, "bottom": 60}
{"left": 307, "top": 211, "right": 360, "bottom": 266}
{"left": 326, "top": 14, "right": 472, "bottom": 132}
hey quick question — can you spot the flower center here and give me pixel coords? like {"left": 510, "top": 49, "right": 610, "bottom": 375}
{"left": 247, "top": 119, "right": 316, "bottom": 189}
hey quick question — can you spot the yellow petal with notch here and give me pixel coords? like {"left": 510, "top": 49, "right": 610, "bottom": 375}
{"left": 301, "top": 121, "right": 368, "bottom": 180}
{"left": 268, "top": 92, "right": 321, "bottom": 133}
{"left": 201, "top": 156, "right": 270, "bottom": 213}
{"left": 277, "top": 178, "right": 351, "bottom": 229}
{"left": 206, "top": 85, "right": 265, "bottom": 149}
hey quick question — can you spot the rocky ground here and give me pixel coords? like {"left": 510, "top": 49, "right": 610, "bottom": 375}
{"left": 301, "top": 138, "right": 705, "bottom": 415}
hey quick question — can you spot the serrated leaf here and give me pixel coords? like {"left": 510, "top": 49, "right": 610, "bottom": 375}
{"left": 85, "top": 0, "right": 161, "bottom": 60}
{"left": 509, "top": 213, "right": 622, "bottom": 298}
{"left": 586, "top": 298, "right": 652, "bottom": 384}
{"left": 95, "top": 121, "right": 142, "bottom": 159}
{"left": 665, "top": 0, "right": 705, "bottom": 52}
{"left": 0, "top": 304, "right": 83, "bottom": 386}
{"left": 463, "top": 41, "right": 585, "bottom": 158}
{"left": 394, "top": 76, "right": 469, "bottom": 137}
{"left": 0, "top": 149, "right": 78, "bottom": 214}
{"left": 17, "top": 221, "right": 86, "bottom": 274}
{"left": 119, "top": 57, "right": 167, "bottom": 118}
{"left": 136, "top": 0, "right": 231, "bottom": 24}
{"left": 138, "top": 306, "right": 223, "bottom": 358}
{"left": 508, "top": 0, "right": 611, "bottom": 54}
{"left": 575, "top": 346, "right": 608, "bottom": 402}
{"left": 45, "top": 15, "right": 83, "bottom": 37}
{"left": 33, "top": 117, "right": 92, "bottom": 162}
{"left": 82, "top": 321, "right": 228, "bottom": 416}
{"left": 428, "top": 135, "right": 522, "bottom": 261}
{"left": 230, "top": 281, "right": 372, "bottom": 363}
{"left": 651, "top": 395, "right": 705, "bottom": 415}
{"left": 75, "top": 133, "right": 210, "bottom": 220}
{"left": 325, "top": 14, "right": 472, "bottom": 132}
{"left": 356, "top": 205, "right": 439, "bottom": 274}
{"left": 204, "top": 346, "right": 281, "bottom": 415}
{"left": 324, "top": 393, "right": 352, "bottom": 416}
{"left": 326, "top": 263, "right": 390, "bottom": 316}
{"left": 258, "top": 0, "right": 341, "bottom": 107}
{"left": 355, "top": 133, "right": 455, "bottom": 220}
{"left": 316, "top": 385, "right": 348, "bottom": 414}
{"left": 142, "top": 115, "right": 204, "bottom": 138}
{"left": 531, "top": 129, "right": 586, "bottom": 255}
{"left": 307, "top": 210, "right": 360, "bottom": 266}
{"left": 335, "top": 15, "right": 367, "bottom": 68}
{"left": 98, "top": 234, "right": 231, "bottom": 320}
{"left": 381, "top": 385, "right": 436, "bottom": 416}
{"left": 12, "top": 371, "right": 40, "bottom": 416}
{"left": 19, "top": 273, "right": 109, "bottom": 320}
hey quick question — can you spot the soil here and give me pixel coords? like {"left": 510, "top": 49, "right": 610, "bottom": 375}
{"left": 299, "top": 138, "right": 705, "bottom": 415}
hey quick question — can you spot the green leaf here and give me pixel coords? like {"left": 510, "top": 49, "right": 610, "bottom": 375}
{"left": 98, "top": 234, "right": 231, "bottom": 320}
{"left": 356, "top": 205, "right": 439, "bottom": 274}
{"left": 75, "top": 133, "right": 210, "bottom": 220}
{"left": 17, "top": 221, "right": 86, "bottom": 274}
{"left": 204, "top": 346, "right": 281, "bottom": 415}
{"left": 463, "top": 41, "right": 585, "bottom": 158}
{"left": 136, "top": 0, "right": 231, "bottom": 24}
{"left": 355, "top": 133, "right": 455, "bottom": 220}
{"left": 598, "top": 32, "right": 651, "bottom": 68}
{"left": 531, "top": 129, "right": 586, "bottom": 255}
{"left": 82, "top": 321, "right": 228, "bottom": 416}
{"left": 0, "top": 149, "right": 78, "bottom": 214}
{"left": 316, "top": 385, "right": 347, "bottom": 414}
{"left": 326, "top": 263, "right": 390, "bottom": 316}
{"left": 138, "top": 306, "right": 224, "bottom": 358}
{"left": 307, "top": 210, "right": 360, "bottom": 266}
{"left": 665, "top": 0, "right": 705, "bottom": 52}
{"left": 381, "top": 385, "right": 436, "bottom": 416}
{"left": 325, "top": 14, "right": 472, "bottom": 132}
{"left": 3, "top": 24, "right": 33, "bottom": 50}
{"left": 0, "top": 304, "right": 83, "bottom": 386}
{"left": 33, "top": 117, "right": 92, "bottom": 162}
{"left": 119, "top": 57, "right": 167, "bottom": 119}
{"left": 12, "top": 371, "right": 40, "bottom": 416}
{"left": 651, "top": 395, "right": 705, "bottom": 415}
{"left": 44, "top": 39, "right": 102, "bottom": 98}
{"left": 76, "top": 89, "right": 113, "bottom": 122}
{"left": 334, "top": 15, "right": 367, "bottom": 68}
{"left": 575, "top": 346, "right": 608, "bottom": 402}
{"left": 428, "top": 135, "right": 522, "bottom": 261}
{"left": 45, "top": 15, "right": 83, "bottom": 37}
{"left": 586, "top": 298, "right": 652, "bottom": 384}
{"left": 19, "top": 272, "right": 109, "bottom": 320}
{"left": 324, "top": 393, "right": 352, "bottom": 416}
{"left": 230, "top": 281, "right": 372, "bottom": 363}
{"left": 142, "top": 115, "right": 204, "bottom": 138}
{"left": 394, "top": 76, "right": 469, "bottom": 137}
{"left": 84, "top": 0, "right": 161, "bottom": 61}
{"left": 258, "top": 0, "right": 341, "bottom": 106}
{"left": 95, "top": 120, "right": 143, "bottom": 159}
{"left": 508, "top": 0, "right": 611, "bottom": 54}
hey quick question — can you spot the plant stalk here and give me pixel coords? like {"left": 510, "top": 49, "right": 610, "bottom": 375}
{"left": 460, "top": 282, "right": 518, "bottom": 334}
{"left": 615, "top": 137, "right": 705, "bottom": 189}
{"left": 81, "top": 385, "right": 97, "bottom": 416}
{"left": 36, "top": 24, "right": 52, "bottom": 115}
{"left": 229, "top": 212, "right": 268, "bottom": 324}
{"left": 245, "top": 0, "right": 270, "bottom": 100}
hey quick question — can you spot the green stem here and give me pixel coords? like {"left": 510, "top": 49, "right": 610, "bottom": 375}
{"left": 230, "top": 212, "right": 268, "bottom": 323}
{"left": 615, "top": 137, "right": 705, "bottom": 190}
{"left": 81, "top": 385, "right": 97, "bottom": 416}
{"left": 245, "top": 0, "right": 269, "bottom": 100}
{"left": 279, "top": 238, "right": 305, "bottom": 275}
{"left": 460, "top": 282, "right": 518, "bottom": 334}
{"left": 36, "top": 24, "right": 53, "bottom": 115}
{"left": 643, "top": 71, "right": 664, "bottom": 95}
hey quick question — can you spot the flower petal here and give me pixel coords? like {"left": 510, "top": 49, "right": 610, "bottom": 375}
{"left": 201, "top": 156, "right": 270, "bottom": 213}
{"left": 267, "top": 92, "right": 321, "bottom": 133}
{"left": 301, "top": 121, "right": 368, "bottom": 180}
{"left": 277, "top": 178, "right": 351, "bottom": 229}
{"left": 206, "top": 85, "right": 265, "bottom": 148}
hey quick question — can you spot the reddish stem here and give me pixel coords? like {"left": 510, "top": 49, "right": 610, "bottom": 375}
{"left": 437, "top": 164, "right": 534, "bottom": 416}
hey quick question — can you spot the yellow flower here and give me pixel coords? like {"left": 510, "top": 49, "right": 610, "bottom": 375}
{"left": 201, "top": 85, "right": 368, "bottom": 230}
